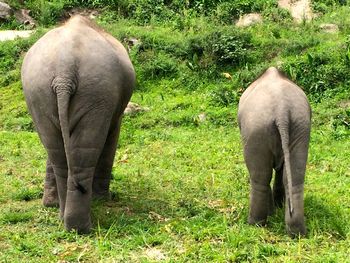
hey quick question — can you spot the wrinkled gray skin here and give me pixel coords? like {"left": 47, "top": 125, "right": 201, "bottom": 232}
{"left": 21, "top": 15, "right": 135, "bottom": 233}
{"left": 238, "top": 67, "right": 311, "bottom": 237}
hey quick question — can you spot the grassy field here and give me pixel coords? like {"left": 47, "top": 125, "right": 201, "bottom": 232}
{"left": 1, "top": 1, "right": 350, "bottom": 262}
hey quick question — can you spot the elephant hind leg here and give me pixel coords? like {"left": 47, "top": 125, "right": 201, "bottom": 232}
{"left": 43, "top": 159, "right": 59, "bottom": 207}
{"left": 92, "top": 116, "right": 122, "bottom": 201}
{"left": 273, "top": 166, "right": 285, "bottom": 208}
{"left": 248, "top": 181, "right": 273, "bottom": 226}
{"left": 284, "top": 184, "right": 306, "bottom": 237}
{"left": 244, "top": 145, "right": 274, "bottom": 226}
{"left": 283, "top": 142, "right": 308, "bottom": 237}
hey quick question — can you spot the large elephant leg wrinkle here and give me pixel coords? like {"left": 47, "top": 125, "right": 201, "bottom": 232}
{"left": 43, "top": 159, "right": 59, "bottom": 207}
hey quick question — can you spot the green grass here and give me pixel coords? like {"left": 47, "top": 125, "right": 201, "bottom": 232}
{"left": 0, "top": 88, "right": 349, "bottom": 261}
{"left": 1, "top": 2, "right": 350, "bottom": 262}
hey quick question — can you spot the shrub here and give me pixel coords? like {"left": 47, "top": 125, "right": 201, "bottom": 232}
{"left": 282, "top": 44, "right": 350, "bottom": 99}
{"left": 332, "top": 109, "right": 350, "bottom": 139}
{"left": 210, "top": 85, "right": 239, "bottom": 107}
{"left": 138, "top": 51, "right": 179, "bottom": 79}
{"left": 212, "top": 0, "right": 276, "bottom": 23}
{"left": 210, "top": 30, "right": 253, "bottom": 66}
{"left": 25, "top": 0, "right": 65, "bottom": 25}
{"left": 262, "top": 7, "right": 293, "bottom": 23}
{"left": 312, "top": 0, "right": 348, "bottom": 13}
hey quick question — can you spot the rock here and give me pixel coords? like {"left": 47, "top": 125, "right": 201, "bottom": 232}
{"left": 198, "top": 113, "right": 207, "bottom": 122}
{"left": 14, "top": 9, "right": 36, "bottom": 28}
{"left": 124, "top": 102, "right": 149, "bottom": 115}
{"left": 124, "top": 37, "right": 142, "bottom": 52}
{"left": 278, "top": 0, "right": 314, "bottom": 23}
{"left": 0, "top": 1, "right": 13, "bottom": 20}
{"left": 0, "top": 30, "right": 33, "bottom": 41}
{"left": 319, "top": 23, "right": 339, "bottom": 33}
{"left": 126, "top": 37, "right": 141, "bottom": 47}
{"left": 222, "top": 72, "right": 232, "bottom": 80}
{"left": 236, "top": 13, "right": 263, "bottom": 27}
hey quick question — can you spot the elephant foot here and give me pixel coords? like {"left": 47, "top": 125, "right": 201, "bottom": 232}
{"left": 248, "top": 184, "right": 273, "bottom": 226}
{"left": 65, "top": 217, "right": 92, "bottom": 234}
{"left": 248, "top": 216, "right": 267, "bottom": 226}
{"left": 286, "top": 220, "right": 306, "bottom": 238}
{"left": 64, "top": 186, "right": 93, "bottom": 234}
{"left": 285, "top": 184, "right": 306, "bottom": 237}
{"left": 42, "top": 186, "right": 59, "bottom": 207}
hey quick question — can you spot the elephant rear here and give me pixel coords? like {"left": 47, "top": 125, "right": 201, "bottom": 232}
{"left": 21, "top": 15, "right": 135, "bottom": 233}
{"left": 237, "top": 67, "right": 311, "bottom": 237}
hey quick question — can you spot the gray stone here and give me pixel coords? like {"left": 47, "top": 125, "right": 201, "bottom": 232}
{"left": 0, "top": 2, "right": 13, "bottom": 20}
{"left": 278, "top": 0, "right": 314, "bottom": 23}
{"left": 124, "top": 102, "right": 149, "bottom": 115}
{"left": 319, "top": 23, "right": 339, "bottom": 33}
{"left": 198, "top": 113, "right": 207, "bottom": 122}
{"left": 14, "top": 9, "right": 36, "bottom": 28}
{"left": 236, "top": 13, "right": 263, "bottom": 27}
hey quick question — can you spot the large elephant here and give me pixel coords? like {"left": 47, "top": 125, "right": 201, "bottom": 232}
{"left": 21, "top": 15, "right": 135, "bottom": 233}
{"left": 237, "top": 67, "right": 311, "bottom": 236}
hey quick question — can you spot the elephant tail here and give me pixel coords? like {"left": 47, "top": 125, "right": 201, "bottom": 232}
{"left": 51, "top": 77, "right": 86, "bottom": 194}
{"left": 276, "top": 115, "right": 294, "bottom": 217}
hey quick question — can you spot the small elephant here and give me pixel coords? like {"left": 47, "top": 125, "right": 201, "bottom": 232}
{"left": 21, "top": 15, "right": 135, "bottom": 233}
{"left": 237, "top": 67, "right": 311, "bottom": 236}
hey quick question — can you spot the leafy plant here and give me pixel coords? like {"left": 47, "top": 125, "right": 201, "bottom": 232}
{"left": 332, "top": 109, "right": 350, "bottom": 139}
{"left": 139, "top": 51, "right": 178, "bottom": 79}
{"left": 312, "top": 0, "right": 348, "bottom": 13}
{"left": 210, "top": 85, "right": 238, "bottom": 107}
{"left": 211, "top": 31, "right": 253, "bottom": 66}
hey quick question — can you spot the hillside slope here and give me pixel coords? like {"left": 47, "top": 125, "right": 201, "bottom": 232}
{"left": 0, "top": 1, "right": 349, "bottom": 261}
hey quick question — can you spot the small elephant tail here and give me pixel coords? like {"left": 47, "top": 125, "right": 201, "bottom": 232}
{"left": 51, "top": 77, "right": 86, "bottom": 194}
{"left": 276, "top": 116, "right": 294, "bottom": 217}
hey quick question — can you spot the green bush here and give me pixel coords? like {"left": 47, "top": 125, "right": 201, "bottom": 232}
{"left": 210, "top": 31, "right": 253, "bottom": 66}
{"left": 138, "top": 51, "right": 179, "bottom": 79}
{"left": 262, "top": 7, "right": 293, "bottom": 23}
{"left": 24, "top": 0, "right": 65, "bottom": 25}
{"left": 210, "top": 85, "right": 239, "bottom": 107}
{"left": 214, "top": 0, "right": 276, "bottom": 22}
{"left": 67, "top": 0, "right": 122, "bottom": 8}
{"left": 312, "top": 0, "right": 348, "bottom": 13}
{"left": 281, "top": 41, "right": 350, "bottom": 99}
{"left": 332, "top": 109, "right": 350, "bottom": 139}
